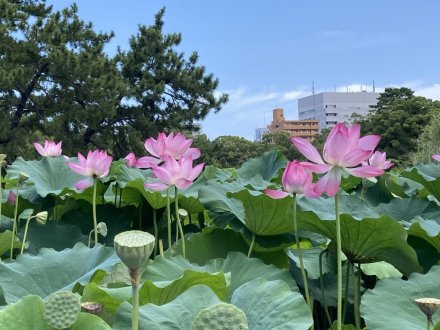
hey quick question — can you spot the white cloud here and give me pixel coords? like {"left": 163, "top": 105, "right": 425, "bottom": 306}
{"left": 415, "top": 84, "right": 440, "bottom": 100}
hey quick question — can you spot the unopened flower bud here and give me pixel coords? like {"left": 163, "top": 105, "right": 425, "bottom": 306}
{"left": 114, "top": 230, "right": 155, "bottom": 271}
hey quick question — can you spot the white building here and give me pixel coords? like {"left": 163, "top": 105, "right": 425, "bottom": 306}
{"left": 298, "top": 92, "right": 380, "bottom": 131}
{"left": 254, "top": 127, "right": 269, "bottom": 142}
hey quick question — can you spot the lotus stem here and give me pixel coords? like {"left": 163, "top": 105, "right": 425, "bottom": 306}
{"left": 319, "top": 249, "right": 332, "bottom": 326}
{"left": 427, "top": 316, "right": 432, "bottom": 330}
{"left": 247, "top": 233, "right": 255, "bottom": 257}
{"left": 20, "top": 215, "right": 36, "bottom": 255}
{"left": 153, "top": 209, "right": 158, "bottom": 258}
{"left": 352, "top": 263, "right": 361, "bottom": 330}
{"left": 335, "top": 192, "right": 342, "bottom": 330}
{"left": 0, "top": 171, "right": 3, "bottom": 228}
{"left": 138, "top": 200, "right": 142, "bottom": 230}
{"left": 9, "top": 182, "right": 19, "bottom": 259}
{"left": 175, "top": 187, "right": 185, "bottom": 258}
{"left": 92, "top": 179, "right": 98, "bottom": 247}
{"left": 130, "top": 269, "right": 140, "bottom": 330}
{"left": 88, "top": 229, "right": 95, "bottom": 248}
{"left": 166, "top": 189, "right": 171, "bottom": 251}
{"left": 159, "top": 239, "right": 164, "bottom": 257}
{"left": 342, "top": 261, "right": 350, "bottom": 322}
{"left": 293, "top": 194, "right": 313, "bottom": 328}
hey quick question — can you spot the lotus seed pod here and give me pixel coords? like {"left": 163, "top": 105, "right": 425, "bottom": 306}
{"left": 415, "top": 297, "right": 440, "bottom": 317}
{"left": 81, "top": 301, "right": 103, "bottom": 315}
{"left": 114, "top": 230, "right": 155, "bottom": 270}
{"left": 44, "top": 291, "right": 81, "bottom": 329}
{"left": 36, "top": 211, "right": 48, "bottom": 225}
{"left": 97, "top": 222, "right": 108, "bottom": 237}
{"left": 0, "top": 154, "right": 6, "bottom": 164}
{"left": 192, "top": 303, "right": 248, "bottom": 330}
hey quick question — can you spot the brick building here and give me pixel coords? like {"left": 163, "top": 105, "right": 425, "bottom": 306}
{"left": 267, "top": 108, "right": 319, "bottom": 141}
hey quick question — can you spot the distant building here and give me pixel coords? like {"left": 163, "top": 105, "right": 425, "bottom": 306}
{"left": 267, "top": 108, "right": 319, "bottom": 141}
{"left": 254, "top": 127, "right": 269, "bottom": 142}
{"left": 298, "top": 92, "right": 380, "bottom": 131}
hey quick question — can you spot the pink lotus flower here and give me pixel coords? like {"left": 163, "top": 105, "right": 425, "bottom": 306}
{"left": 265, "top": 160, "right": 320, "bottom": 198}
{"left": 363, "top": 151, "right": 393, "bottom": 170}
{"left": 33, "top": 140, "right": 62, "bottom": 157}
{"left": 145, "top": 156, "right": 204, "bottom": 191}
{"left": 7, "top": 190, "right": 16, "bottom": 205}
{"left": 67, "top": 150, "right": 113, "bottom": 190}
{"left": 432, "top": 148, "right": 440, "bottom": 162}
{"left": 144, "top": 132, "right": 201, "bottom": 164}
{"left": 124, "top": 152, "right": 160, "bottom": 169}
{"left": 291, "top": 123, "right": 384, "bottom": 196}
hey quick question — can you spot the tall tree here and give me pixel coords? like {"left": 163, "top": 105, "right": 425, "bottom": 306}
{"left": 0, "top": 2, "right": 228, "bottom": 160}
{"left": 355, "top": 88, "right": 440, "bottom": 166}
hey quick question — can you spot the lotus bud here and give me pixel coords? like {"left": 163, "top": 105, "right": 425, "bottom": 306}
{"left": 0, "top": 154, "right": 6, "bottom": 165}
{"left": 415, "top": 297, "right": 440, "bottom": 317}
{"left": 7, "top": 191, "right": 16, "bottom": 205}
{"left": 36, "top": 211, "right": 48, "bottom": 225}
{"left": 96, "top": 222, "right": 108, "bottom": 237}
{"left": 114, "top": 230, "right": 155, "bottom": 271}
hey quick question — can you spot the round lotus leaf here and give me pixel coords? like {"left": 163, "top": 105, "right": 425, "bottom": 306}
{"left": 192, "top": 302, "right": 248, "bottom": 330}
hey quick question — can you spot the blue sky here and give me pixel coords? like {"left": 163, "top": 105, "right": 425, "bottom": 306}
{"left": 47, "top": 0, "right": 440, "bottom": 140}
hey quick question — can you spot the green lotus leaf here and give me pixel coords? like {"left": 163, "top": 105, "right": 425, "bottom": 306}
{"left": 82, "top": 283, "right": 131, "bottom": 325}
{"left": 231, "top": 278, "right": 312, "bottom": 330}
{"left": 60, "top": 205, "right": 134, "bottom": 245}
{"left": 237, "top": 150, "right": 287, "bottom": 182}
{"left": 70, "top": 312, "right": 112, "bottom": 330}
{"left": 402, "top": 163, "right": 440, "bottom": 201}
{"left": 228, "top": 190, "right": 294, "bottom": 235}
{"left": 138, "top": 270, "right": 228, "bottom": 305}
{"left": 0, "top": 243, "right": 118, "bottom": 304}
{"left": 407, "top": 219, "right": 440, "bottom": 256}
{"left": 7, "top": 157, "right": 83, "bottom": 197}
{"left": 82, "top": 268, "right": 228, "bottom": 325}
{"left": 0, "top": 295, "right": 111, "bottom": 330}
{"left": 142, "top": 251, "right": 297, "bottom": 298}
{"left": 113, "top": 285, "right": 222, "bottom": 330}
{"left": 301, "top": 213, "right": 421, "bottom": 275}
{"left": 0, "top": 230, "right": 23, "bottom": 257}
{"left": 0, "top": 295, "right": 51, "bottom": 329}
{"left": 198, "top": 181, "right": 245, "bottom": 229}
{"left": 298, "top": 196, "right": 422, "bottom": 276}
{"left": 361, "top": 261, "right": 402, "bottom": 279}
{"left": 170, "top": 228, "right": 290, "bottom": 268}
{"left": 114, "top": 166, "right": 168, "bottom": 209}
{"left": 24, "top": 221, "right": 87, "bottom": 254}
{"left": 287, "top": 246, "right": 336, "bottom": 279}
{"left": 361, "top": 265, "right": 440, "bottom": 330}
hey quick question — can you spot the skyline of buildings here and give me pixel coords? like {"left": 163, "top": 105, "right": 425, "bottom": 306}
{"left": 255, "top": 91, "right": 380, "bottom": 141}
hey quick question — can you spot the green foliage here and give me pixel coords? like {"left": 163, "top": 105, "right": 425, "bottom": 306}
{"left": 412, "top": 111, "right": 440, "bottom": 164}
{"left": 0, "top": 243, "right": 118, "bottom": 304}
{"left": 361, "top": 265, "right": 440, "bottom": 330}
{"left": 0, "top": 3, "right": 227, "bottom": 159}
{"left": 354, "top": 87, "right": 440, "bottom": 166}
